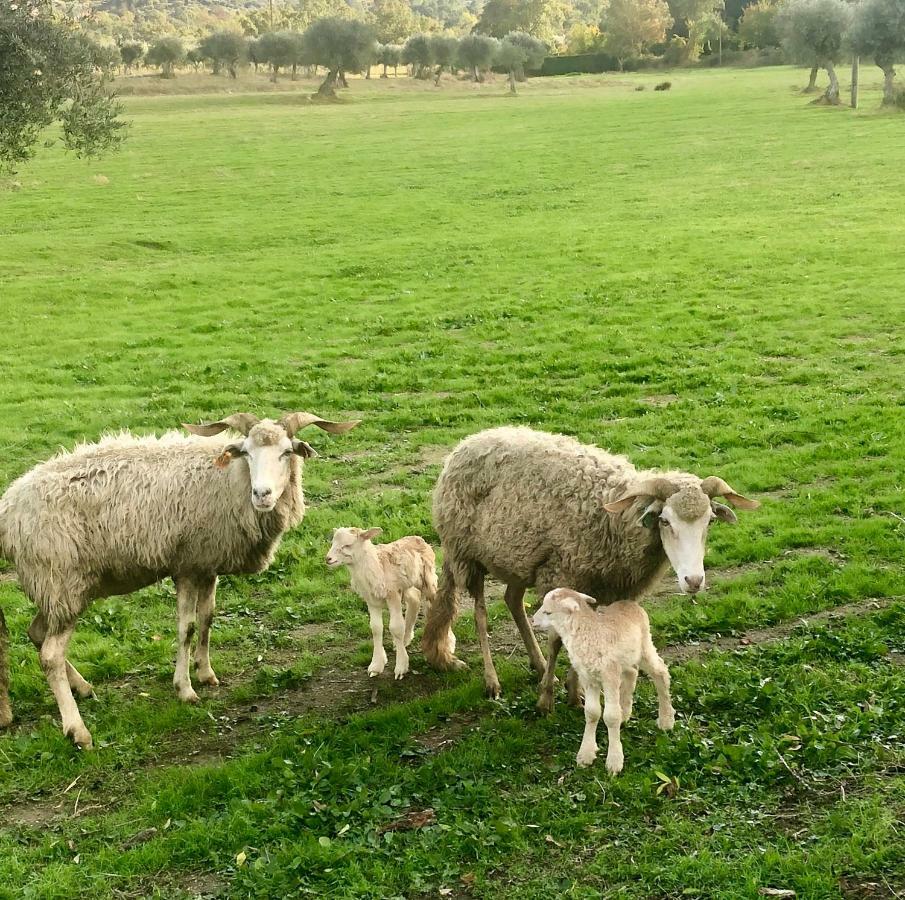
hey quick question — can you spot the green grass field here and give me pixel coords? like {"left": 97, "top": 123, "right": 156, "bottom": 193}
{"left": 1, "top": 67, "right": 903, "bottom": 898}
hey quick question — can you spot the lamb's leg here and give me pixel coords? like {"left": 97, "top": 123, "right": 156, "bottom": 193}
{"left": 602, "top": 667, "right": 624, "bottom": 774}
{"left": 641, "top": 638, "right": 675, "bottom": 731}
{"left": 620, "top": 667, "right": 639, "bottom": 723}
{"left": 173, "top": 578, "right": 199, "bottom": 703}
{"left": 576, "top": 683, "right": 600, "bottom": 767}
{"left": 29, "top": 611, "right": 93, "bottom": 699}
{"left": 470, "top": 572, "right": 500, "bottom": 698}
{"left": 387, "top": 593, "right": 409, "bottom": 680}
{"left": 402, "top": 588, "right": 421, "bottom": 647}
{"left": 367, "top": 602, "right": 387, "bottom": 677}
{"left": 537, "top": 633, "right": 562, "bottom": 715}
{"left": 193, "top": 576, "right": 219, "bottom": 687}
{"left": 0, "top": 608, "right": 11, "bottom": 728}
{"left": 41, "top": 623, "right": 92, "bottom": 749}
{"left": 503, "top": 584, "right": 546, "bottom": 675}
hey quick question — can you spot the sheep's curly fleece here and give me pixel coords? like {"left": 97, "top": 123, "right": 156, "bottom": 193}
{"left": 422, "top": 426, "right": 702, "bottom": 663}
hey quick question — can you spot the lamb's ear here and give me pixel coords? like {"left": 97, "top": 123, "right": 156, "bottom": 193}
{"left": 559, "top": 596, "right": 580, "bottom": 614}
{"left": 291, "top": 440, "right": 318, "bottom": 459}
{"left": 360, "top": 527, "right": 382, "bottom": 541}
{"left": 214, "top": 443, "right": 244, "bottom": 469}
{"left": 711, "top": 502, "right": 738, "bottom": 525}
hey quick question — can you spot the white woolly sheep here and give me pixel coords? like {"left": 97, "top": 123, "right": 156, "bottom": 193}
{"left": 532, "top": 588, "right": 675, "bottom": 774}
{"left": 420, "top": 426, "right": 759, "bottom": 709}
{"left": 0, "top": 411, "right": 359, "bottom": 748}
{"left": 326, "top": 527, "right": 440, "bottom": 679}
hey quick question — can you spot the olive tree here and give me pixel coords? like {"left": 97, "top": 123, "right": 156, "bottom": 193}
{"left": 602, "top": 0, "right": 672, "bottom": 68}
{"left": 377, "top": 42, "right": 403, "bottom": 76}
{"left": 777, "top": 0, "right": 852, "bottom": 104}
{"left": 146, "top": 36, "right": 186, "bottom": 78}
{"left": 257, "top": 31, "right": 305, "bottom": 82}
{"left": 119, "top": 41, "right": 145, "bottom": 73}
{"left": 502, "top": 31, "right": 545, "bottom": 80}
{"left": 457, "top": 33, "right": 499, "bottom": 81}
{"left": 199, "top": 31, "right": 248, "bottom": 78}
{"left": 0, "top": 1, "right": 126, "bottom": 172}
{"left": 430, "top": 35, "right": 459, "bottom": 84}
{"left": 849, "top": 0, "right": 905, "bottom": 106}
{"left": 403, "top": 33, "right": 434, "bottom": 78}
{"left": 302, "top": 18, "right": 377, "bottom": 96}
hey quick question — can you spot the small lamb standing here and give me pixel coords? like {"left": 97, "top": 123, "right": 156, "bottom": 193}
{"left": 532, "top": 588, "right": 675, "bottom": 774}
{"left": 326, "top": 528, "right": 441, "bottom": 680}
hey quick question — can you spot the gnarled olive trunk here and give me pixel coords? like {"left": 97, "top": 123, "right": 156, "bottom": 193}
{"left": 435, "top": 65, "right": 443, "bottom": 86}
{"left": 823, "top": 60, "right": 840, "bottom": 105}
{"left": 381, "top": 63, "right": 388, "bottom": 77}
{"left": 804, "top": 64, "right": 818, "bottom": 93}
{"left": 228, "top": 63, "right": 237, "bottom": 79}
{"left": 508, "top": 68, "right": 517, "bottom": 94}
{"left": 879, "top": 59, "right": 896, "bottom": 106}
{"left": 317, "top": 67, "right": 339, "bottom": 97}
{"left": 270, "top": 64, "right": 279, "bottom": 83}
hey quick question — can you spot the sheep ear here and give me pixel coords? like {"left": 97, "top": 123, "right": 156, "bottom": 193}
{"left": 360, "top": 527, "right": 382, "bottom": 541}
{"left": 560, "top": 597, "right": 580, "bottom": 614}
{"left": 291, "top": 440, "right": 318, "bottom": 459}
{"left": 214, "top": 443, "right": 244, "bottom": 469}
{"left": 711, "top": 502, "right": 738, "bottom": 525}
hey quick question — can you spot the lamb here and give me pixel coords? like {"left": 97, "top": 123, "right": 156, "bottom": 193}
{"left": 532, "top": 588, "right": 675, "bottom": 773}
{"left": 326, "top": 527, "right": 440, "bottom": 680}
{"left": 0, "top": 411, "right": 359, "bottom": 748}
{"left": 420, "top": 426, "right": 759, "bottom": 709}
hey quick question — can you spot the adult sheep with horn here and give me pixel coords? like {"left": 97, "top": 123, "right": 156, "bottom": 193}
{"left": 0, "top": 411, "right": 359, "bottom": 748}
{"left": 420, "top": 426, "right": 759, "bottom": 710}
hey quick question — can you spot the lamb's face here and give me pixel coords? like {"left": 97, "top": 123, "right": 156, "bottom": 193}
{"left": 326, "top": 527, "right": 358, "bottom": 568}
{"left": 532, "top": 588, "right": 584, "bottom": 633}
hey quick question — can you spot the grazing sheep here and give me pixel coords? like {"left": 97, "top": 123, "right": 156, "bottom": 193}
{"left": 420, "top": 427, "right": 759, "bottom": 709}
{"left": 0, "top": 412, "right": 358, "bottom": 748}
{"left": 326, "top": 527, "right": 441, "bottom": 679}
{"left": 532, "top": 588, "right": 674, "bottom": 773}
{"left": 654, "top": 81, "right": 672, "bottom": 91}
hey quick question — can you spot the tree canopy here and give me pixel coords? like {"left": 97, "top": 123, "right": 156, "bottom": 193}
{"left": 302, "top": 17, "right": 377, "bottom": 95}
{"left": 849, "top": 0, "right": 905, "bottom": 105}
{"left": 0, "top": 1, "right": 126, "bottom": 173}
{"left": 602, "top": 0, "right": 673, "bottom": 65}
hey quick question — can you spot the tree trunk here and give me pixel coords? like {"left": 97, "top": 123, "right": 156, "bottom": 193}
{"left": 365, "top": 65, "right": 371, "bottom": 79}
{"left": 850, "top": 56, "right": 858, "bottom": 108}
{"left": 393, "top": 64, "right": 398, "bottom": 76}
{"left": 291, "top": 63, "right": 298, "bottom": 81}
{"left": 317, "top": 67, "right": 339, "bottom": 97}
{"left": 339, "top": 70, "right": 348, "bottom": 87}
{"left": 381, "top": 63, "right": 388, "bottom": 78}
{"left": 823, "top": 60, "right": 840, "bottom": 105}
{"left": 880, "top": 62, "right": 896, "bottom": 106}
{"left": 435, "top": 65, "right": 442, "bottom": 86}
{"left": 472, "top": 64, "right": 479, "bottom": 82}
{"left": 271, "top": 64, "right": 278, "bottom": 84}
{"left": 803, "top": 65, "right": 818, "bottom": 93}
{"left": 508, "top": 68, "right": 517, "bottom": 94}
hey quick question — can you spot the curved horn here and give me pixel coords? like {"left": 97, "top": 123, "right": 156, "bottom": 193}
{"left": 183, "top": 413, "right": 260, "bottom": 437}
{"left": 603, "top": 477, "right": 677, "bottom": 513}
{"left": 279, "top": 412, "right": 361, "bottom": 437}
{"left": 700, "top": 476, "right": 760, "bottom": 510}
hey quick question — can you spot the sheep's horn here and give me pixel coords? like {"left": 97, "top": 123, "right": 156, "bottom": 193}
{"left": 183, "top": 413, "right": 260, "bottom": 437}
{"left": 700, "top": 476, "right": 760, "bottom": 510}
{"left": 279, "top": 412, "right": 361, "bottom": 437}
{"left": 603, "top": 477, "right": 677, "bottom": 513}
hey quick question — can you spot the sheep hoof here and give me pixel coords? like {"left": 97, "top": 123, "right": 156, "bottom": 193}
{"left": 74, "top": 682, "right": 95, "bottom": 699}
{"left": 394, "top": 670, "right": 407, "bottom": 680}
{"left": 576, "top": 749, "right": 596, "bottom": 768}
{"left": 178, "top": 688, "right": 200, "bottom": 704}
{"left": 196, "top": 671, "right": 220, "bottom": 687}
{"left": 0, "top": 709, "right": 12, "bottom": 729}
{"left": 536, "top": 692, "right": 555, "bottom": 716}
{"left": 657, "top": 712, "right": 675, "bottom": 731}
{"left": 485, "top": 681, "right": 502, "bottom": 699}
{"left": 66, "top": 725, "right": 94, "bottom": 750}
{"left": 605, "top": 754, "right": 624, "bottom": 775}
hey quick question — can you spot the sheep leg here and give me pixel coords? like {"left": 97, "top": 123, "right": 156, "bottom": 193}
{"left": 470, "top": 573, "right": 500, "bottom": 698}
{"left": 620, "top": 667, "right": 639, "bottom": 723}
{"left": 173, "top": 578, "right": 199, "bottom": 703}
{"left": 402, "top": 588, "right": 421, "bottom": 647}
{"left": 503, "top": 584, "right": 546, "bottom": 675}
{"left": 536, "top": 633, "right": 562, "bottom": 715}
{"left": 566, "top": 668, "right": 585, "bottom": 708}
{"left": 367, "top": 602, "right": 387, "bottom": 676}
{"left": 0, "top": 608, "right": 11, "bottom": 728}
{"left": 641, "top": 638, "right": 675, "bottom": 731}
{"left": 28, "top": 611, "right": 94, "bottom": 699}
{"left": 602, "top": 667, "right": 624, "bottom": 774}
{"left": 421, "top": 558, "right": 467, "bottom": 671}
{"left": 576, "top": 684, "right": 600, "bottom": 767}
{"left": 388, "top": 593, "right": 409, "bottom": 680}
{"left": 193, "top": 576, "right": 219, "bottom": 687}
{"left": 41, "top": 623, "right": 92, "bottom": 749}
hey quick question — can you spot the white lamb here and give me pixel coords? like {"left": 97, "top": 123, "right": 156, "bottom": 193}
{"left": 326, "top": 528, "right": 443, "bottom": 680}
{"left": 532, "top": 588, "right": 675, "bottom": 774}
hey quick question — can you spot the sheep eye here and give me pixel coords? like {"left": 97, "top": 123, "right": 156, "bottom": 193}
{"left": 658, "top": 517, "right": 670, "bottom": 528}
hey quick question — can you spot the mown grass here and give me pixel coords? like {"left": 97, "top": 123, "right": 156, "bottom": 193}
{"left": 1, "top": 67, "right": 903, "bottom": 897}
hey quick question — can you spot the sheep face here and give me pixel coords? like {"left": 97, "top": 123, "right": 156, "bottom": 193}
{"left": 326, "top": 526, "right": 382, "bottom": 568}
{"left": 218, "top": 422, "right": 310, "bottom": 513}
{"left": 532, "top": 588, "right": 584, "bottom": 632}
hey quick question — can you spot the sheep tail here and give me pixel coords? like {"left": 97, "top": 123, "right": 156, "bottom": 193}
{"left": 421, "top": 557, "right": 460, "bottom": 670}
